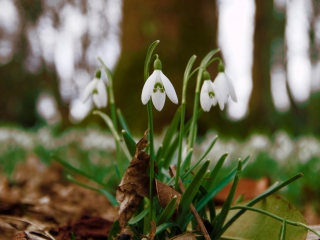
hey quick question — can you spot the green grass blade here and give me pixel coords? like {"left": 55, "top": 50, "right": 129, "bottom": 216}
{"left": 66, "top": 174, "right": 118, "bottom": 206}
{"left": 182, "top": 135, "right": 218, "bottom": 179}
{"left": 177, "top": 161, "right": 210, "bottom": 226}
{"left": 156, "top": 222, "right": 179, "bottom": 235}
{"left": 211, "top": 161, "right": 242, "bottom": 239}
{"left": 180, "top": 148, "right": 193, "bottom": 173}
{"left": 204, "top": 153, "right": 228, "bottom": 190}
{"left": 182, "top": 156, "right": 250, "bottom": 227}
{"left": 157, "top": 196, "right": 178, "bottom": 225}
{"left": 52, "top": 154, "right": 106, "bottom": 187}
{"left": 117, "top": 108, "right": 132, "bottom": 136}
{"left": 128, "top": 207, "right": 149, "bottom": 225}
{"left": 122, "top": 130, "right": 136, "bottom": 157}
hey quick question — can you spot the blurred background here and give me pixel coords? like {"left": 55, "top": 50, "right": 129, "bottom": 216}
{"left": 0, "top": 0, "right": 319, "bottom": 138}
{"left": 0, "top": 0, "right": 320, "bottom": 224}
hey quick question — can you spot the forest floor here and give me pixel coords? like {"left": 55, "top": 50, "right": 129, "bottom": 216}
{"left": 0, "top": 154, "right": 319, "bottom": 240}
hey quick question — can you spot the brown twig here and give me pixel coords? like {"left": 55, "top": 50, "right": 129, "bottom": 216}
{"left": 169, "top": 165, "right": 211, "bottom": 240}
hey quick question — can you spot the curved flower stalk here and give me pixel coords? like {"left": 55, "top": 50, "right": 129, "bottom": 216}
{"left": 141, "top": 57, "right": 178, "bottom": 111}
{"left": 200, "top": 65, "right": 237, "bottom": 111}
{"left": 82, "top": 69, "right": 107, "bottom": 109}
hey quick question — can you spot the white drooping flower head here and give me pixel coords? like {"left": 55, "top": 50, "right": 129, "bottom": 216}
{"left": 200, "top": 64, "right": 237, "bottom": 111}
{"left": 141, "top": 57, "right": 178, "bottom": 111}
{"left": 82, "top": 69, "right": 108, "bottom": 109}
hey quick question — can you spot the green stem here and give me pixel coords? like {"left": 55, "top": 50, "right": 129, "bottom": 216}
{"left": 98, "top": 57, "right": 122, "bottom": 177}
{"left": 230, "top": 206, "right": 320, "bottom": 237}
{"left": 175, "top": 55, "right": 197, "bottom": 191}
{"left": 187, "top": 49, "right": 220, "bottom": 150}
{"left": 143, "top": 40, "right": 160, "bottom": 223}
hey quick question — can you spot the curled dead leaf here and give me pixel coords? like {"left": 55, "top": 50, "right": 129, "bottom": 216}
{"left": 155, "top": 180, "right": 181, "bottom": 216}
{"left": 116, "top": 130, "right": 156, "bottom": 228}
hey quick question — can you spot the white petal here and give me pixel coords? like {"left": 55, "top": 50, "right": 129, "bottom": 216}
{"left": 141, "top": 71, "right": 156, "bottom": 105}
{"left": 159, "top": 70, "right": 178, "bottom": 104}
{"left": 97, "top": 79, "right": 108, "bottom": 108}
{"left": 200, "top": 80, "right": 212, "bottom": 112}
{"left": 225, "top": 73, "right": 237, "bottom": 102}
{"left": 212, "top": 84, "right": 224, "bottom": 110}
{"left": 82, "top": 78, "right": 98, "bottom": 103}
{"left": 152, "top": 90, "right": 166, "bottom": 111}
{"left": 93, "top": 93, "right": 102, "bottom": 108}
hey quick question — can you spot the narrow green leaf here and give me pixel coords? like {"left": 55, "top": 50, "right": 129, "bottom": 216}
{"left": 211, "top": 161, "right": 242, "bottom": 239}
{"left": 156, "top": 145, "right": 163, "bottom": 164}
{"left": 53, "top": 155, "right": 106, "bottom": 187}
{"left": 66, "top": 175, "right": 118, "bottom": 206}
{"left": 182, "top": 135, "right": 218, "bottom": 179}
{"left": 177, "top": 161, "right": 210, "bottom": 225}
{"left": 204, "top": 153, "right": 228, "bottom": 190}
{"left": 157, "top": 196, "right": 178, "bottom": 225}
{"left": 184, "top": 55, "right": 197, "bottom": 84}
{"left": 117, "top": 108, "right": 132, "bottom": 136}
{"left": 183, "top": 156, "right": 250, "bottom": 227}
{"left": 122, "top": 130, "right": 136, "bottom": 157}
{"left": 279, "top": 218, "right": 286, "bottom": 240}
{"left": 180, "top": 148, "right": 193, "bottom": 173}
{"left": 108, "top": 220, "right": 121, "bottom": 240}
{"left": 128, "top": 207, "right": 149, "bottom": 225}
{"left": 156, "top": 222, "right": 179, "bottom": 235}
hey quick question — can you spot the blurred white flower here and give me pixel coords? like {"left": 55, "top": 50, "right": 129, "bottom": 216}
{"left": 82, "top": 69, "right": 107, "bottom": 108}
{"left": 200, "top": 70, "right": 237, "bottom": 111}
{"left": 141, "top": 59, "right": 178, "bottom": 111}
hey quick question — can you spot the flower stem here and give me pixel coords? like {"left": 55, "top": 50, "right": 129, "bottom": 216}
{"left": 175, "top": 55, "right": 197, "bottom": 191}
{"left": 187, "top": 49, "right": 220, "bottom": 150}
{"left": 144, "top": 40, "right": 160, "bottom": 223}
{"left": 98, "top": 58, "right": 123, "bottom": 177}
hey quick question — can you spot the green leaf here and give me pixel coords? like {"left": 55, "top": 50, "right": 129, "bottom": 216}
{"left": 108, "top": 220, "right": 121, "bottom": 240}
{"left": 122, "top": 130, "right": 136, "bottom": 157}
{"left": 52, "top": 155, "right": 106, "bottom": 187}
{"left": 182, "top": 135, "right": 218, "bottom": 179}
{"left": 65, "top": 174, "right": 118, "bottom": 206}
{"left": 177, "top": 160, "right": 210, "bottom": 226}
{"left": 221, "top": 195, "right": 308, "bottom": 240}
{"left": 156, "top": 222, "right": 179, "bottom": 235}
{"left": 117, "top": 108, "right": 132, "bottom": 136}
{"left": 217, "top": 173, "right": 304, "bottom": 239}
{"left": 180, "top": 148, "right": 193, "bottom": 173}
{"left": 183, "top": 156, "right": 250, "bottom": 227}
{"left": 211, "top": 161, "right": 242, "bottom": 238}
{"left": 204, "top": 153, "right": 228, "bottom": 190}
{"left": 128, "top": 207, "right": 149, "bottom": 225}
{"left": 157, "top": 196, "right": 178, "bottom": 225}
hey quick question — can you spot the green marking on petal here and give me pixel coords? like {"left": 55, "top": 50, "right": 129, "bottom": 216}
{"left": 92, "top": 89, "right": 98, "bottom": 95}
{"left": 209, "top": 91, "right": 215, "bottom": 98}
{"left": 153, "top": 82, "right": 165, "bottom": 93}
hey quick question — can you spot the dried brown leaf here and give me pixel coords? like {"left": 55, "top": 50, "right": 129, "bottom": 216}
{"left": 116, "top": 130, "right": 155, "bottom": 228}
{"left": 148, "top": 221, "right": 156, "bottom": 240}
{"left": 155, "top": 180, "right": 181, "bottom": 215}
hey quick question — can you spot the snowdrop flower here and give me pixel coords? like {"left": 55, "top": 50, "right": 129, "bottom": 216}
{"left": 141, "top": 58, "right": 178, "bottom": 111}
{"left": 200, "top": 67, "right": 237, "bottom": 111}
{"left": 82, "top": 69, "right": 107, "bottom": 108}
